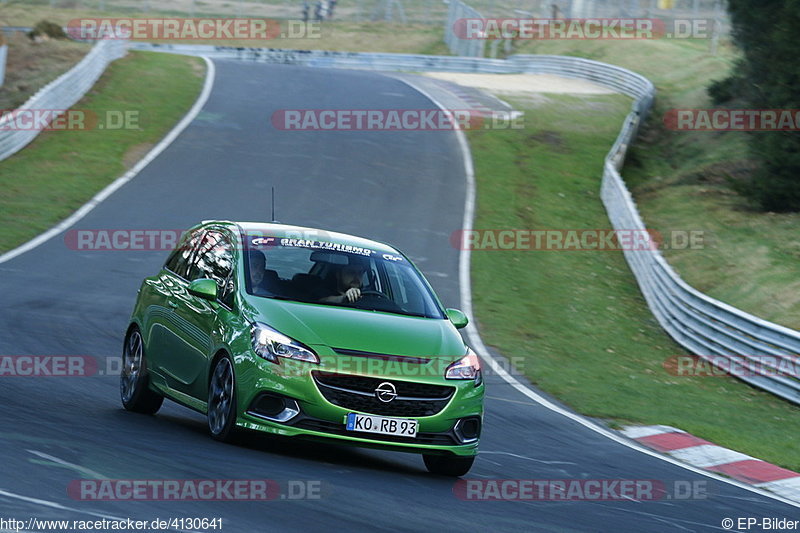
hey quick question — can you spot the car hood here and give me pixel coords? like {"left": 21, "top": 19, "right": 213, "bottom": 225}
{"left": 243, "top": 297, "right": 465, "bottom": 358}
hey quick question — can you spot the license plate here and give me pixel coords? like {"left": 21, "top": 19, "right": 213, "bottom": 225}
{"left": 345, "top": 413, "right": 418, "bottom": 437}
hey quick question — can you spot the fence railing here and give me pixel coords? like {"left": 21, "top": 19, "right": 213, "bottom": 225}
{"left": 443, "top": 0, "right": 729, "bottom": 58}
{"left": 0, "top": 39, "right": 127, "bottom": 162}
{"left": 13, "top": 0, "right": 731, "bottom": 27}
{"left": 129, "top": 42, "right": 800, "bottom": 404}
{"left": 601, "top": 115, "right": 800, "bottom": 405}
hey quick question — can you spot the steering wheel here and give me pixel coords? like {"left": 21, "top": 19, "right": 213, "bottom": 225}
{"left": 354, "top": 290, "right": 404, "bottom": 313}
{"left": 359, "top": 290, "right": 389, "bottom": 300}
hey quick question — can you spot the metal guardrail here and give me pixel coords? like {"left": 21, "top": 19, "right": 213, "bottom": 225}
{"left": 124, "top": 42, "right": 800, "bottom": 404}
{"left": 0, "top": 39, "right": 128, "bottom": 162}
{"left": 131, "top": 42, "right": 511, "bottom": 70}
{"left": 602, "top": 120, "right": 800, "bottom": 404}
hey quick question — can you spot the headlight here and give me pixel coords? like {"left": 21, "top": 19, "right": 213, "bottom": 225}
{"left": 445, "top": 347, "right": 482, "bottom": 385}
{"left": 251, "top": 322, "right": 319, "bottom": 364}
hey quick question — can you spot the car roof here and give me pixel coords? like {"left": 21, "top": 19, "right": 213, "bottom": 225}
{"left": 204, "top": 221, "right": 402, "bottom": 255}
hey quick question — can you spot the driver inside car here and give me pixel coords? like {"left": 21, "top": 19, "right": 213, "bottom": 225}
{"left": 248, "top": 250, "right": 281, "bottom": 295}
{"left": 316, "top": 260, "right": 367, "bottom": 304}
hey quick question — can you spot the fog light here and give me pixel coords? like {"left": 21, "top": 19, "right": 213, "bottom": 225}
{"left": 247, "top": 393, "right": 300, "bottom": 423}
{"left": 454, "top": 417, "right": 481, "bottom": 443}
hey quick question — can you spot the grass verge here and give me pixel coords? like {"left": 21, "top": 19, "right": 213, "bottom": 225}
{"left": 0, "top": 32, "right": 91, "bottom": 110}
{"left": 468, "top": 92, "right": 800, "bottom": 471}
{"left": 0, "top": 50, "right": 205, "bottom": 253}
{"left": 513, "top": 37, "right": 800, "bottom": 330}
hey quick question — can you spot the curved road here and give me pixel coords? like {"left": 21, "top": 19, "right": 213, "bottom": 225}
{"left": 0, "top": 60, "right": 796, "bottom": 532}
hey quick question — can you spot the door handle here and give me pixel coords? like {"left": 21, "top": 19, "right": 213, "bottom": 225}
{"left": 168, "top": 300, "right": 179, "bottom": 309}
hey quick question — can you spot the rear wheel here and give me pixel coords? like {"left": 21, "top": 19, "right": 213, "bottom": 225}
{"left": 208, "top": 355, "right": 239, "bottom": 442}
{"left": 120, "top": 328, "right": 163, "bottom": 414}
{"left": 423, "top": 454, "right": 475, "bottom": 476}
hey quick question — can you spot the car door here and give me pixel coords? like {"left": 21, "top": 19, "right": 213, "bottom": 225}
{"left": 163, "top": 229, "right": 236, "bottom": 399}
{"left": 144, "top": 228, "right": 205, "bottom": 382}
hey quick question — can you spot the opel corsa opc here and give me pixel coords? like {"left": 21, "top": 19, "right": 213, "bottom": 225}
{"left": 121, "top": 221, "right": 484, "bottom": 475}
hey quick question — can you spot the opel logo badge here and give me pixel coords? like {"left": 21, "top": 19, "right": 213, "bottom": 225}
{"left": 375, "top": 381, "right": 397, "bottom": 403}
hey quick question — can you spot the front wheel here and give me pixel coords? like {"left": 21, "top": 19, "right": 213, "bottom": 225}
{"left": 208, "top": 355, "right": 239, "bottom": 442}
{"left": 120, "top": 328, "right": 163, "bottom": 414}
{"left": 423, "top": 454, "right": 475, "bottom": 476}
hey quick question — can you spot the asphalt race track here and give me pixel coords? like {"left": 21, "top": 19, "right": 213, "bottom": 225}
{"left": 0, "top": 60, "right": 797, "bottom": 532}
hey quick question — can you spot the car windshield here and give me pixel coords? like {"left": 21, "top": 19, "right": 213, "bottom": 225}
{"left": 243, "top": 235, "right": 445, "bottom": 319}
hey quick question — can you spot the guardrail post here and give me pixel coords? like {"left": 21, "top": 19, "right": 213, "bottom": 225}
{"left": 443, "top": 0, "right": 486, "bottom": 57}
{"left": 0, "top": 44, "right": 6, "bottom": 87}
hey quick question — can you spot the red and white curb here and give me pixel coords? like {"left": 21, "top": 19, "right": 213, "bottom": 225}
{"left": 622, "top": 425, "right": 800, "bottom": 502}
{"left": 426, "top": 77, "right": 523, "bottom": 122}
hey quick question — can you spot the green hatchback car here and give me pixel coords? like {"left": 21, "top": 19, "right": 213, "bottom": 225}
{"left": 121, "top": 221, "right": 484, "bottom": 475}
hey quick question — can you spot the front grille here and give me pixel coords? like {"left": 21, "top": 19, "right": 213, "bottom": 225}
{"left": 332, "top": 348, "right": 431, "bottom": 364}
{"left": 312, "top": 371, "right": 454, "bottom": 417}
{"left": 314, "top": 372, "right": 453, "bottom": 399}
{"left": 290, "top": 416, "right": 458, "bottom": 446}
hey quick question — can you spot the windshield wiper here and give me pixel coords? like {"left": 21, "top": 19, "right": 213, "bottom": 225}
{"left": 358, "top": 306, "right": 427, "bottom": 318}
{"left": 260, "top": 294, "right": 297, "bottom": 301}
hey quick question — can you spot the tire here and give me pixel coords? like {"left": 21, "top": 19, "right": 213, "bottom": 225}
{"left": 120, "top": 327, "right": 164, "bottom": 414}
{"left": 423, "top": 454, "right": 475, "bottom": 477}
{"left": 207, "top": 355, "right": 239, "bottom": 442}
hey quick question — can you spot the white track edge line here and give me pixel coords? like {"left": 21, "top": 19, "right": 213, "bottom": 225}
{"left": 27, "top": 449, "right": 109, "bottom": 480}
{"left": 388, "top": 74, "right": 800, "bottom": 509}
{"left": 0, "top": 55, "right": 216, "bottom": 266}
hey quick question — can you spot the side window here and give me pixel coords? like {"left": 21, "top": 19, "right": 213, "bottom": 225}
{"left": 187, "top": 230, "right": 235, "bottom": 306}
{"left": 165, "top": 230, "right": 205, "bottom": 279}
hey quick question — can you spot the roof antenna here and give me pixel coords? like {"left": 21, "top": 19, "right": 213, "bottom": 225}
{"left": 271, "top": 186, "right": 277, "bottom": 223}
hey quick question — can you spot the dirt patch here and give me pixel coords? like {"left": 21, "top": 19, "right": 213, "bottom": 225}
{"left": 123, "top": 142, "right": 155, "bottom": 169}
{"left": 188, "top": 56, "right": 206, "bottom": 78}
{"left": 695, "top": 159, "right": 758, "bottom": 185}
{"left": 514, "top": 181, "right": 537, "bottom": 226}
{"left": 527, "top": 130, "right": 569, "bottom": 152}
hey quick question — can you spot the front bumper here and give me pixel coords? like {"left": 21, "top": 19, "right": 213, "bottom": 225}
{"left": 233, "top": 349, "right": 484, "bottom": 457}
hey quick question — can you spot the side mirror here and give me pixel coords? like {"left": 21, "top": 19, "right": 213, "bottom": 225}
{"left": 446, "top": 308, "right": 469, "bottom": 329}
{"left": 188, "top": 278, "right": 218, "bottom": 301}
